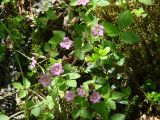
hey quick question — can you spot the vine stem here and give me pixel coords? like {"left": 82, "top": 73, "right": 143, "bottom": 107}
{"left": 15, "top": 52, "right": 24, "bottom": 79}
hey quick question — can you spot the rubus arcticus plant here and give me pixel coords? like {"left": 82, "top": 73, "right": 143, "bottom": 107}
{"left": 1, "top": 0, "right": 155, "bottom": 120}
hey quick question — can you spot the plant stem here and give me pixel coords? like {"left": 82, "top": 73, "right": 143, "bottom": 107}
{"left": 15, "top": 52, "right": 24, "bottom": 79}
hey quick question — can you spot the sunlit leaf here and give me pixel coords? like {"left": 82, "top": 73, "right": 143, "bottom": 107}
{"left": 67, "top": 73, "right": 81, "bottom": 79}
{"left": 12, "top": 82, "right": 24, "bottom": 90}
{"left": 138, "top": 0, "right": 154, "bottom": 5}
{"left": 67, "top": 80, "right": 77, "bottom": 88}
{"left": 111, "top": 91, "right": 125, "bottom": 100}
{"left": 19, "top": 90, "right": 28, "bottom": 98}
{"left": 110, "top": 113, "right": 125, "bottom": 120}
{"left": 23, "top": 78, "right": 31, "bottom": 89}
{"left": 106, "top": 98, "right": 116, "bottom": 110}
{"left": 96, "top": 0, "right": 110, "bottom": 6}
{"left": 0, "top": 114, "right": 9, "bottom": 120}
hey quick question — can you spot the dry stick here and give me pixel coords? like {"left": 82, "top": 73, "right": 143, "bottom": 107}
{"left": 9, "top": 111, "right": 24, "bottom": 119}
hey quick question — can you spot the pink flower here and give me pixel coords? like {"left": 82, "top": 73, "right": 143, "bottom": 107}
{"left": 91, "top": 24, "right": 104, "bottom": 36}
{"left": 78, "top": 0, "right": 89, "bottom": 5}
{"left": 28, "top": 57, "right": 37, "bottom": 70}
{"left": 60, "top": 37, "right": 73, "bottom": 50}
{"left": 50, "top": 63, "right": 64, "bottom": 76}
{"left": 89, "top": 92, "right": 101, "bottom": 103}
{"left": 65, "top": 90, "right": 75, "bottom": 102}
{"left": 77, "top": 85, "right": 87, "bottom": 97}
{"left": 38, "top": 74, "right": 51, "bottom": 87}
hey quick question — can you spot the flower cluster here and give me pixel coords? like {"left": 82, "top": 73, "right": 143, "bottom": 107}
{"left": 65, "top": 85, "right": 101, "bottom": 104}
{"left": 77, "top": 0, "right": 90, "bottom": 5}
{"left": 38, "top": 63, "right": 64, "bottom": 87}
{"left": 60, "top": 37, "right": 73, "bottom": 50}
{"left": 91, "top": 24, "right": 104, "bottom": 36}
{"left": 28, "top": 57, "right": 37, "bottom": 70}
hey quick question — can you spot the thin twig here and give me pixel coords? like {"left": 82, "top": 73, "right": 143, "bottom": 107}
{"left": 9, "top": 111, "right": 24, "bottom": 119}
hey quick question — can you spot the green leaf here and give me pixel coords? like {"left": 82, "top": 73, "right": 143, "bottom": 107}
{"left": 102, "top": 41, "right": 116, "bottom": 51}
{"left": 0, "top": 114, "right": 9, "bottom": 120}
{"left": 48, "top": 31, "right": 65, "bottom": 48}
{"left": 26, "top": 100, "right": 34, "bottom": 109}
{"left": 12, "top": 82, "right": 24, "bottom": 90}
{"left": 138, "top": 0, "right": 154, "bottom": 5}
{"left": 31, "top": 105, "right": 41, "bottom": 117}
{"left": 85, "top": 55, "right": 92, "bottom": 62}
{"left": 103, "top": 22, "right": 119, "bottom": 37}
{"left": 96, "top": 0, "right": 110, "bottom": 6}
{"left": 46, "top": 10, "right": 57, "bottom": 20}
{"left": 110, "top": 113, "right": 125, "bottom": 120}
{"left": 19, "top": 90, "right": 28, "bottom": 98}
{"left": 82, "top": 43, "right": 93, "bottom": 52}
{"left": 118, "top": 10, "right": 133, "bottom": 29}
{"left": 70, "top": 0, "right": 77, "bottom": 6}
{"left": 31, "top": 102, "right": 45, "bottom": 117}
{"left": 106, "top": 98, "right": 116, "bottom": 110}
{"left": 72, "top": 108, "right": 80, "bottom": 119}
{"left": 101, "top": 84, "right": 110, "bottom": 98}
{"left": 73, "top": 36, "right": 83, "bottom": 50}
{"left": 92, "top": 53, "right": 100, "bottom": 61}
{"left": 67, "top": 80, "right": 77, "bottom": 88}
{"left": 44, "top": 43, "right": 51, "bottom": 52}
{"left": 73, "top": 24, "right": 85, "bottom": 34}
{"left": 119, "top": 32, "right": 140, "bottom": 44}
{"left": 45, "top": 96, "right": 55, "bottom": 110}
{"left": 111, "top": 91, "right": 125, "bottom": 100}
{"left": 23, "top": 78, "right": 31, "bottom": 89}
{"left": 92, "top": 102, "right": 109, "bottom": 120}
{"left": 123, "top": 87, "right": 131, "bottom": 96}
{"left": 99, "top": 47, "right": 110, "bottom": 56}
{"left": 84, "top": 12, "right": 98, "bottom": 26}
{"left": 74, "top": 50, "right": 85, "bottom": 60}
{"left": 114, "top": 53, "right": 125, "bottom": 66}
{"left": 80, "top": 109, "right": 91, "bottom": 119}
{"left": 50, "top": 50, "right": 59, "bottom": 57}
{"left": 132, "top": 8, "right": 145, "bottom": 17}
{"left": 67, "top": 73, "right": 81, "bottom": 79}
{"left": 48, "top": 102, "right": 54, "bottom": 110}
